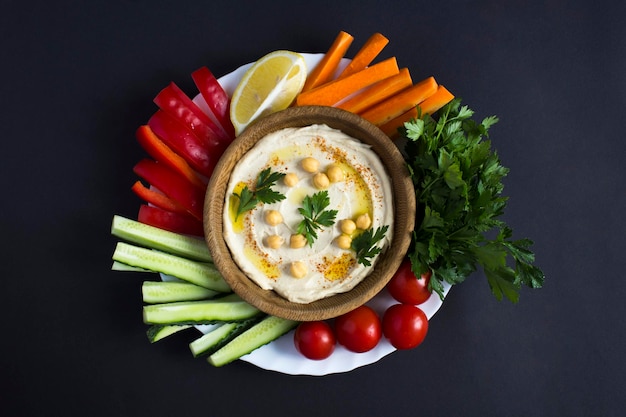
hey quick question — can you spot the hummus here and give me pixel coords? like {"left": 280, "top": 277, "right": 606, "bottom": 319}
{"left": 223, "top": 124, "right": 394, "bottom": 303}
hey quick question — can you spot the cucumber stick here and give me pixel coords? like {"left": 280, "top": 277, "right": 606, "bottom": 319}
{"left": 111, "top": 215, "right": 212, "bottom": 262}
{"left": 111, "top": 215, "right": 296, "bottom": 366}
{"left": 113, "top": 242, "right": 230, "bottom": 293}
{"left": 112, "top": 261, "right": 153, "bottom": 272}
{"left": 190, "top": 323, "right": 235, "bottom": 356}
{"left": 208, "top": 316, "right": 298, "bottom": 367}
{"left": 147, "top": 324, "right": 192, "bottom": 343}
{"left": 189, "top": 318, "right": 259, "bottom": 357}
{"left": 143, "top": 293, "right": 261, "bottom": 325}
{"left": 142, "top": 281, "right": 218, "bottom": 303}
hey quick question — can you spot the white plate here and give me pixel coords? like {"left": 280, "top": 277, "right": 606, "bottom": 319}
{"left": 191, "top": 52, "right": 450, "bottom": 376}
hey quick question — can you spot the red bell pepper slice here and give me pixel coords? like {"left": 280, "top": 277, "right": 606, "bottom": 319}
{"left": 133, "top": 158, "right": 205, "bottom": 221}
{"left": 131, "top": 180, "right": 188, "bottom": 214}
{"left": 148, "top": 110, "right": 218, "bottom": 179}
{"left": 135, "top": 125, "right": 207, "bottom": 189}
{"left": 154, "top": 81, "right": 229, "bottom": 146}
{"left": 191, "top": 66, "right": 236, "bottom": 140}
{"left": 138, "top": 204, "right": 204, "bottom": 237}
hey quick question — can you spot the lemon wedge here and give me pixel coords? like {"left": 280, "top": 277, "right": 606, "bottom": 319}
{"left": 230, "top": 50, "right": 307, "bottom": 136}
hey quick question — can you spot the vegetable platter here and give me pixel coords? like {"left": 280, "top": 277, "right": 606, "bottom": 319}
{"left": 110, "top": 31, "right": 544, "bottom": 376}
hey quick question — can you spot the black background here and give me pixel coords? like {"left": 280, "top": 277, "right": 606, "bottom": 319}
{"left": 2, "top": 1, "right": 625, "bottom": 416}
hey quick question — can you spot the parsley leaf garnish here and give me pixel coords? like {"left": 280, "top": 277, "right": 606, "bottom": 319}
{"left": 400, "top": 98, "right": 545, "bottom": 303}
{"left": 233, "top": 168, "right": 286, "bottom": 220}
{"left": 351, "top": 225, "right": 389, "bottom": 266}
{"left": 297, "top": 191, "right": 338, "bottom": 247}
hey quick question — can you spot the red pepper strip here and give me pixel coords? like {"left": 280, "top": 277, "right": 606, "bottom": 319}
{"left": 191, "top": 66, "right": 236, "bottom": 140}
{"left": 154, "top": 81, "right": 228, "bottom": 145}
{"left": 131, "top": 180, "right": 188, "bottom": 214}
{"left": 133, "top": 158, "right": 205, "bottom": 221}
{"left": 135, "top": 125, "right": 207, "bottom": 189}
{"left": 148, "top": 110, "right": 218, "bottom": 178}
{"left": 138, "top": 204, "right": 204, "bottom": 237}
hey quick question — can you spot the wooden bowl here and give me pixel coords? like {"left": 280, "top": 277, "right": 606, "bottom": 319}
{"left": 204, "top": 106, "right": 415, "bottom": 321}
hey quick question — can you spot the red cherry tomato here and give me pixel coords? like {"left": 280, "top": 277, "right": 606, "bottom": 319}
{"left": 294, "top": 321, "right": 336, "bottom": 360}
{"left": 334, "top": 305, "right": 382, "bottom": 353}
{"left": 382, "top": 304, "right": 429, "bottom": 350}
{"left": 387, "top": 258, "right": 432, "bottom": 305}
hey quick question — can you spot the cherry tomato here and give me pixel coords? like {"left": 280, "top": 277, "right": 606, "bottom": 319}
{"left": 387, "top": 258, "right": 432, "bottom": 305}
{"left": 382, "top": 304, "right": 428, "bottom": 350}
{"left": 334, "top": 305, "right": 382, "bottom": 353}
{"left": 294, "top": 321, "right": 336, "bottom": 360}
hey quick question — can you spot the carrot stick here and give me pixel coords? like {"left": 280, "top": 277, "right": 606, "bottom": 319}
{"left": 136, "top": 125, "right": 207, "bottom": 190}
{"left": 301, "top": 31, "right": 354, "bottom": 92}
{"left": 131, "top": 181, "right": 189, "bottom": 214}
{"left": 296, "top": 57, "right": 399, "bottom": 107}
{"left": 336, "top": 67, "right": 412, "bottom": 114}
{"left": 378, "top": 85, "right": 456, "bottom": 138}
{"left": 415, "top": 85, "right": 455, "bottom": 116}
{"left": 378, "top": 107, "right": 418, "bottom": 138}
{"left": 359, "top": 76, "right": 438, "bottom": 126}
{"left": 338, "top": 32, "right": 389, "bottom": 78}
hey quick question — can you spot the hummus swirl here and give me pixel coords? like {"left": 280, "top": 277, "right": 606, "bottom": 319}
{"left": 223, "top": 124, "right": 394, "bottom": 303}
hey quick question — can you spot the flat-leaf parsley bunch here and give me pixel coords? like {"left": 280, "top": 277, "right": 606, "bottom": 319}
{"left": 400, "top": 98, "right": 544, "bottom": 302}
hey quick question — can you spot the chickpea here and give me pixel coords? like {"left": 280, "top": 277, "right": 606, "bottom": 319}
{"left": 301, "top": 157, "right": 319, "bottom": 173}
{"left": 265, "top": 234, "right": 284, "bottom": 249}
{"left": 312, "top": 172, "right": 330, "bottom": 189}
{"left": 290, "top": 261, "right": 308, "bottom": 278}
{"left": 340, "top": 219, "right": 357, "bottom": 235}
{"left": 335, "top": 234, "right": 352, "bottom": 249}
{"left": 355, "top": 213, "right": 372, "bottom": 230}
{"left": 264, "top": 210, "right": 283, "bottom": 226}
{"left": 283, "top": 172, "right": 299, "bottom": 187}
{"left": 326, "top": 164, "right": 345, "bottom": 183}
{"left": 289, "top": 233, "right": 307, "bottom": 249}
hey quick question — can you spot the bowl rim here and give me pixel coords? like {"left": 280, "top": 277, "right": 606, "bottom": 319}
{"left": 203, "top": 105, "right": 415, "bottom": 321}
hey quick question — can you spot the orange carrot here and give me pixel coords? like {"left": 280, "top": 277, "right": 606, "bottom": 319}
{"left": 415, "top": 85, "right": 455, "bottom": 116}
{"left": 337, "top": 67, "right": 412, "bottom": 114}
{"left": 378, "top": 85, "right": 456, "bottom": 138}
{"left": 359, "top": 76, "right": 438, "bottom": 126}
{"left": 131, "top": 181, "right": 189, "bottom": 214}
{"left": 302, "top": 31, "right": 354, "bottom": 92}
{"left": 296, "top": 57, "right": 399, "bottom": 107}
{"left": 338, "top": 32, "right": 389, "bottom": 78}
{"left": 136, "top": 125, "right": 207, "bottom": 190}
{"left": 378, "top": 107, "right": 418, "bottom": 138}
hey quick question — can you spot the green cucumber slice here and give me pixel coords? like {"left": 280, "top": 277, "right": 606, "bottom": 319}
{"left": 143, "top": 294, "right": 261, "bottom": 325}
{"left": 112, "top": 261, "right": 153, "bottom": 272}
{"left": 208, "top": 316, "right": 298, "bottom": 367}
{"left": 189, "top": 318, "right": 259, "bottom": 357}
{"left": 112, "top": 242, "right": 230, "bottom": 292}
{"left": 146, "top": 324, "right": 193, "bottom": 343}
{"left": 190, "top": 323, "right": 236, "bottom": 356}
{"left": 111, "top": 215, "right": 212, "bottom": 262}
{"left": 142, "top": 281, "right": 218, "bottom": 303}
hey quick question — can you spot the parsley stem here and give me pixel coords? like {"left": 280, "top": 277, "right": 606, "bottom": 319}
{"left": 417, "top": 177, "right": 443, "bottom": 199}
